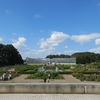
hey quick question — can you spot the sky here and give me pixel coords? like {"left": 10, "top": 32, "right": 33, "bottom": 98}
{"left": 0, "top": 0, "right": 100, "bottom": 59}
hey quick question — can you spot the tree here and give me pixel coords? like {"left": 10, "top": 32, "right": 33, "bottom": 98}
{"left": 0, "top": 44, "right": 23, "bottom": 66}
{"left": 71, "top": 52, "right": 100, "bottom": 64}
{"left": 46, "top": 52, "right": 100, "bottom": 64}
{"left": 46, "top": 54, "right": 70, "bottom": 59}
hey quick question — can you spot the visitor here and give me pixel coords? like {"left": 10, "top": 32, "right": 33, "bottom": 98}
{"left": 48, "top": 74, "right": 51, "bottom": 82}
{"left": 8, "top": 73, "right": 12, "bottom": 80}
{"left": 0, "top": 76, "right": 2, "bottom": 81}
{"left": 44, "top": 77, "right": 47, "bottom": 83}
{"left": 2, "top": 73, "right": 6, "bottom": 81}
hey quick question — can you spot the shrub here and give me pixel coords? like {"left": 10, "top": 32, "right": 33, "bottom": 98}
{"left": 59, "top": 70, "right": 72, "bottom": 74}
{"left": 72, "top": 73, "right": 84, "bottom": 79}
{"left": 15, "top": 65, "right": 40, "bottom": 74}
{"left": 0, "top": 68, "right": 6, "bottom": 74}
{"left": 85, "top": 76, "right": 95, "bottom": 81}
{"left": 96, "top": 75, "right": 100, "bottom": 81}
{"left": 72, "top": 68, "right": 85, "bottom": 73}
{"left": 23, "top": 70, "right": 36, "bottom": 74}
{"left": 72, "top": 73, "right": 81, "bottom": 79}
{"left": 83, "top": 70, "right": 99, "bottom": 74}
{"left": 79, "top": 76, "right": 85, "bottom": 81}
{"left": 27, "top": 72, "right": 63, "bottom": 79}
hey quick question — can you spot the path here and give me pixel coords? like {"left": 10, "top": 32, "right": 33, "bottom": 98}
{"left": 0, "top": 94, "right": 99, "bottom": 100}
{"left": 63, "top": 74, "right": 81, "bottom": 82}
{"left": 0, "top": 74, "right": 81, "bottom": 83}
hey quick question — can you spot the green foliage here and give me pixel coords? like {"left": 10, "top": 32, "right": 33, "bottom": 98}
{"left": 79, "top": 76, "right": 84, "bottom": 81}
{"left": 72, "top": 73, "right": 83, "bottom": 79}
{"left": 96, "top": 75, "right": 100, "bottom": 81}
{"left": 59, "top": 65, "right": 70, "bottom": 70}
{"left": 46, "top": 54, "right": 70, "bottom": 58}
{"left": 24, "top": 70, "right": 36, "bottom": 74}
{"left": 15, "top": 65, "right": 40, "bottom": 74}
{"left": 59, "top": 70, "right": 72, "bottom": 74}
{"left": 46, "top": 52, "right": 100, "bottom": 64}
{"left": 71, "top": 52, "right": 100, "bottom": 64}
{"left": 83, "top": 70, "right": 99, "bottom": 74}
{"left": 28, "top": 72, "right": 46, "bottom": 79}
{"left": 0, "top": 44, "right": 23, "bottom": 66}
{"left": 85, "top": 76, "right": 95, "bottom": 81}
{"left": 27, "top": 72, "right": 63, "bottom": 79}
{"left": 72, "top": 68, "right": 86, "bottom": 73}
{"left": 0, "top": 68, "right": 6, "bottom": 74}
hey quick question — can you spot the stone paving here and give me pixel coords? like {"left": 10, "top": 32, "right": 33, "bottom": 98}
{"left": 0, "top": 94, "right": 99, "bottom": 100}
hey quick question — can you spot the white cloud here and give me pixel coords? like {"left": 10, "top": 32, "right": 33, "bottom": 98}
{"left": 89, "top": 47, "right": 100, "bottom": 53}
{"left": 71, "top": 33, "right": 100, "bottom": 44}
{"left": 20, "top": 48, "right": 55, "bottom": 59}
{"left": 56, "top": 50, "right": 79, "bottom": 55}
{"left": 12, "top": 37, "right": 54, "bottom": 59}
{"left": 40, "top": 31, "right": 69, "bottom": 49}
{"left": 20, "top": 31, "right": 69, "bottom": 58}
{"left": 12, "top": 37, "right": 26, "bottom": 49}
{"left": 11, "top": 32, "right": 100, "bottom": 59}
{"left": 64, "top": 50, "right": 79, "bottom": 55}
{"left": 11, "top": 36, "right": 56, "bottom": 59}
{"left": 65, "top": 46, "right": 68, "bottom": 49}
{"left": 95, "top": 38, "right": 100, "bottom": 45}
{"left": 0, "top": 38, "right": 3, "bottom": 43}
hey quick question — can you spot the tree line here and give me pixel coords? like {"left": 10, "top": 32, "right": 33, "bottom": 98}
{"left": 0, "top": 44, "right": 23, "bottom": 66}
{"left": 46, "top": 52, "right": 100, "bottom": 64}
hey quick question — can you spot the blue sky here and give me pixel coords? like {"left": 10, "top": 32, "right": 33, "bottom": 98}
{"left": 0, "top": 0, "right": 100, "bottom": 59}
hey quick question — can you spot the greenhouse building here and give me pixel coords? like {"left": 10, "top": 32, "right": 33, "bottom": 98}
{"left": 25, "top": 57, "right": 76, "bottom": 65}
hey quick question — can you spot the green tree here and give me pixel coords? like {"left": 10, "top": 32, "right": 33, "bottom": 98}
{"left": 71, "top": 52, "right": 100, "bottom": 64}
{"left": 46, "top": 54, "right": 70, "bottom": 59}
{"left": 0, "top": 44, "right": 23, "bottom": 66}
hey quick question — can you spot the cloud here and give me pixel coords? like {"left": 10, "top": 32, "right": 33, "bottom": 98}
{"left": 64, "top": 50, "right": 79, "bottom": 55}
{"left": 11, "top": 32, "right": 100, "bottom": 59}
{"left": 40, "top": 31, "right": 69, "bottom": 49}
{"left": 12, "top": 37, "right": 26, "bottom": 49}
{"left": 65, "top": 46, "right": 68, "bottom": 49}
{"left": 20, "top": 48, "right": 55, "bottom": 59}
{"left": 21, "top": 31, "right": 69, "bottom": 58}
{"left": 95, "top": 38, "right": 100, "bottom": 45}
{"left": 0, "top": 38, "right": 3, "bottom": 43}
{"left": 71, "top": 33, "right": 100, "bottom": 44}
{"left": 56, "top": 50, "right": 79, "bottom": 55}
{"left": 12, "top": 37, "right": 34, "bottom": 59}
{"left": 12, "top": 37, "right": 54, "bottom": 59}
{"left": 89, "top": 47, "right": 100, "bottom": 53}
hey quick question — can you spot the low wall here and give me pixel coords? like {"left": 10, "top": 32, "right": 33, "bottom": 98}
{"left": 0, "top": 83, "right": 100, "bottom": 94}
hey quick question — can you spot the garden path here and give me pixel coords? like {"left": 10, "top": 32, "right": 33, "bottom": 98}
{"left": 0, "top": 74, "right": 81, "bottom": 83}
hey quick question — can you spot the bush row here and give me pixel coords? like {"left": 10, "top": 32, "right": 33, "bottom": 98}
{"left": 27, "top": 72, "right": 63, "bottom": 79}
{"left": 72, "top": 73, "right": 100, "bottom": 81}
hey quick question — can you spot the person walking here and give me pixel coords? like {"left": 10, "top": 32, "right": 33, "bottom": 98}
{"left": 47, "top": 74, "right": 51, "bottom": 82}
{"left": 43, "top": 77, "right": 47, "bottom": 83}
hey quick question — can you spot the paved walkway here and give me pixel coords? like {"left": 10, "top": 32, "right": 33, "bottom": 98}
{"left": 0, "top": 94, "right": 99, "bottom": 100}
{"left": 0, "top": 74, "right": 81, "bottom": 83}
